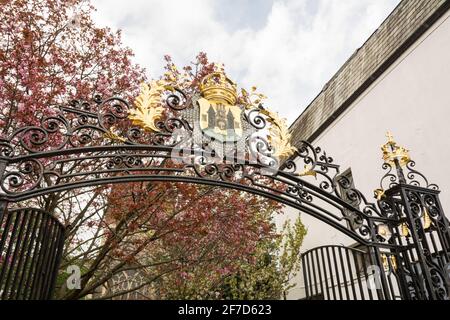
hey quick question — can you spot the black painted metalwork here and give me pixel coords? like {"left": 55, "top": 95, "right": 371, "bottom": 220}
{"left": 303, "top": 157, "right": 450, "bottom": 300}
{"left": 0, "top": 92, "right": 397, "bottom": 246}
{"left": 301, "top": 245, "right": 403, "bottom": 300}
{"left": 0, "top": 207, "right": 65, "bottom": 299}
{"left": 0, "top": 87, "right": 447, "bottom": 300}
{"left": 377, "top": 182, "right": 450, "bottom": 300}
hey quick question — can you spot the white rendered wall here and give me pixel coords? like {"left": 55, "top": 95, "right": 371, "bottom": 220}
{"left": 283, "top": 10, "right": 450, "bottom": 300}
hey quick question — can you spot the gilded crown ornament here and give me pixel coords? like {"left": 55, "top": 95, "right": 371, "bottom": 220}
{"left": 381, "top": 132, "right": 410, "bottom": 167}
{"left": 124, "top": 62, "right": 298, "bottom": 161}
{"left": 199, "top": 65, "right": 238, "bottom": 105}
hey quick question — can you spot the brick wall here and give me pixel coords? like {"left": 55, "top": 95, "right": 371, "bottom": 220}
{"left": 290, "top": 0, "right": 450, "bottom": 144}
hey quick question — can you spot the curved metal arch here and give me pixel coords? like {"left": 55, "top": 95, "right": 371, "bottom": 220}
{"left": 301, "top": 244, "right": 369, "bottom": 257}
{"left": 0, "top": 145, "right": 397, "bottom": 248}
{"left": 5, "top": 172, "right": 367, "bottom": 243}
{"left": 0, "top": 92, "right": 397, "bottom": 248}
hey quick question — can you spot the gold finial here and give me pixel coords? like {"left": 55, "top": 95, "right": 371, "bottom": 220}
{"left": 381, "top": 254, "right": 397, "bottom": 272}
{"left": 390, "top": 256, "right": 398, "bottom": 272}
{"left": 374, "top": 188, "right": 385, "bottom": 201}
{"left": 381, "top": 254, "right": 389, "bottom": 271}
{"left": 199, "top": 66, "right": 238, "bottom": 105}
{"left": 381, "top": 132, "right": 411, "bottom": 167}
{"left": 401, "top": 223, "right": 410, "bottom": 237}
{"left": 423, "top": 207, "right": 432, "bottom": 230}
{"left": 386, "top": 131, "right": 394, "bottom": 143}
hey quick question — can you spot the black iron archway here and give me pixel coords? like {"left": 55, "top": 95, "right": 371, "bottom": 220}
{"left": 0, "top": 79, "right": 449, "bottom": 299}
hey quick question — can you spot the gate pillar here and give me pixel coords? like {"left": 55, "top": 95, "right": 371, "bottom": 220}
{"left": 378, "top": 133, "right": 450, "bottom": 300}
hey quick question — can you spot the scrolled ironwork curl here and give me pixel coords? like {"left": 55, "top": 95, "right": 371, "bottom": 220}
{"left": 126, "top": 127, "right": 144, "bottom": 143}
{"left": 97, "top": 97, "right": 131, "bottom": 129}
{"left": 1, "top": 159, "right": 44, "bottom": 194}
{"left": 357, "top": 224, "right": 371, "bottom": 238}
{"left": 165, "top": 88, "right": 190, "bottom": 111}
{"left": 286, "top": 183, "right": 313, "bottom": 203}
{"left": 0, "top": 141, "right": 14, "bottom": 158}
{"left": 245, "top": 108, "right": 267, "bottom": 130}
{"left": 298, "top": 143, "right": 316, "bottom": 165}
{"left": 380, "top": 162, "right": 398, "bottom": 190}
{"left": 405, "top": 160, "right": 439, "bottom": 190}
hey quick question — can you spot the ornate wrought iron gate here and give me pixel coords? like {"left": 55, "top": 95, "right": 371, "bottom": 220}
{"left": 303, "top": 245, "right": 384, "bottom": 300}
{"left": 0, "top": 207, "right": 65, "bottom": 299}
{"left": 302, "top": 153, "right": 450, "bottom": 300}
{"left": 0, "top": 68, "right": 449, "bottom": 299}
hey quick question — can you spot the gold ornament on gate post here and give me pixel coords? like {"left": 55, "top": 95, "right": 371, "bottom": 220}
{"left": 401, "top": 223, "right": 410, "bottom": 237}
{"left": 381, "top": 132, "right": 411, "bottom": 167}
{"left": 423, "top": 207, "right": 432, "bottom": 230}
{"left": 266, "top": 111, "right": 297, "bottom": 160}
{"left": 374, "top": 188, "right": 386, "bottom": 201}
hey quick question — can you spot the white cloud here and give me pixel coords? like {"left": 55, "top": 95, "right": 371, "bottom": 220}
{"left": 92, "top": 0, "right": 400, "bottom": 124}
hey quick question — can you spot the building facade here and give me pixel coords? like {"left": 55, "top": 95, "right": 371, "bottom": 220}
{"left": 283, "top": 0, "right": 450, "bottom": 299}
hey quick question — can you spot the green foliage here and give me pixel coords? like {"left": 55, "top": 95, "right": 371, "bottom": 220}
{"left": 219, "top": 217, "right": 307, "bottom": 300}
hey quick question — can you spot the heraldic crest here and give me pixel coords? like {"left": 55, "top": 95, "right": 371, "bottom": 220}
{"left": 121, "top": 63, "right": 296, "bottom": 167}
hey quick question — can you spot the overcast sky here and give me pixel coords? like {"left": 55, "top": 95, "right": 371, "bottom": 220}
{"left": 92, "top": 0, "right": 400, "bottom": 124}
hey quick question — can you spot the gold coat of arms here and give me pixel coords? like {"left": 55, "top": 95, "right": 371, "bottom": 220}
{"left": 197, "top": 70, "right": 243, "bottom": 143}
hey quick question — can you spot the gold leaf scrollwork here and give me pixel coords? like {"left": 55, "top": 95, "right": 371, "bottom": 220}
{"left": 390, "top": 256, "right": 398, "bottom": 272}
{"left": 128, "top": 81, "right": 169, "bottom": 133}
{"left": 239, "top": 86, "right": 296, "bottom": 159}
{"left": 297, "top": 165, "right": 317, "bottom": 179}
{"left": 423, "top": 207, "right": 432, "bottom": 230}
{"left": 104, "top": 126, "right": 126, "bottom": 143}
{"left": 260, "top": 108, "right": 297, "bottom": 160}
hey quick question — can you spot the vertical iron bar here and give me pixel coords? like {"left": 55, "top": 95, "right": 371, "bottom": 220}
{"left": 17, "top": 211, "right": 42, "bottom": 299}
{"left": 337, "top": 247, "right": 350, "bottom": 299}
{"left": 24, "top": 211, "right": 48, "bottom": 299}
{"left": 314, "top": 249, "right": 325, "bottom": 299}
{"left": 385, "top": 255, "right": 396, "bottom": 300}
{"left": 0, "top": 200, "right": 7, "bottom": 228}
{"left": 360, "top": 246, "right": 374, "bottom": 300}
{"left": 0, "top": 210, "right": 22, "bottom": 296}
{"left": 10, "top": 209, "right": 37, "bottom": 299}
{"left": 30, "top": 212, "right": 51, "bottom": 299}
{"left": 325, "top": 247, "right": 337, "bottom": 300}
{"left": 301, "top": 253, "right": 309, "bottom": 299}
{"left": 319, "top": 248, "right": 329, "bottom": 300}
{"left": 352, "top": 250, "right": 365, "bottom": 300}
{"left": 1, "top": 209, "right": 26, "bottom": 299}
{"left": 344, "top": 248, "right": 357, "bottom": 299}
{"left": 310, "top": 250, "right": 319, "bottom": 298}
{"left": 306, "top": 252, "right": 314, "bottom": 297}
{"left": 332, "top": 246, "right": 343, "bottom": 300}
{"left": 305, "top": 252, "right": 314, "bottom": 298}
{"left": 0, "top": 210, "right": 13, "bottom": 262}
{"left": 47, "top": 227, "right": 65, "bottom": 300}
{"left": 40, "top": 219, "right": 60, "bottom": 299}
{"left": 391, "top": 222, "right": 411, "bottom": 300}
{"left": 37, "top": 218, "right": 56, "bottom": 299}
